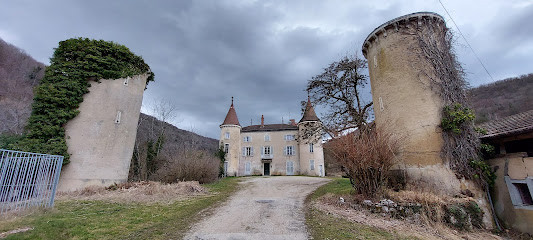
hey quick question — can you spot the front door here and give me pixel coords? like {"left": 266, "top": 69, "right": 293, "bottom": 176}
{"left": 264, "top": 162, "right": 270, "bottom": 176}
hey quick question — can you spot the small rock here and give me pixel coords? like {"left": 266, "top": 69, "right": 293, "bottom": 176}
{"left": 363, "top": 200, "right": 373, "bottom": 206}
{"left": 339, "top": 197, "right": 345, "bottom": 203}
{"left": 382, "top": 206, "right": 389, "bottom": 212}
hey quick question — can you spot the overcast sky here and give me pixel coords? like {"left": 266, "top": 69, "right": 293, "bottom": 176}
{"left": 1, "top": 0, "right": 531, "bottom": 139}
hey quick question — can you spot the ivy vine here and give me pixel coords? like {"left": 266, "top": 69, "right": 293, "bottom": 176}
{"left": 13, "top": 38, "right": 154, "bottom": 164}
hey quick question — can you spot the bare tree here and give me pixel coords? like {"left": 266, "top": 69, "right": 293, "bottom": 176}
{"left": 129, "top": 98, "right": 179, "bottom": 181}
{"left": 306, "top": 55, "right": 373, "bottom": 135}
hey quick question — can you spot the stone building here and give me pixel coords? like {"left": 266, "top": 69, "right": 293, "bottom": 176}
{"left": 480, "top": 110, "right": 533, "bottom": 234}
{"left": 219, "top": 97, "right": 325, "bottom": 177}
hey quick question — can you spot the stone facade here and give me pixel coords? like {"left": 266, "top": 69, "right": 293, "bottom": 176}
{"left": 219, "top": 98, "right": 325, "bottom": 177}
{"left": 58, "top": 74, "right": 148, "bottom": 191}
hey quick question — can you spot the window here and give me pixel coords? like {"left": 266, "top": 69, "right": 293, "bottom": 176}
{"left": 245, "top": 162, "right": 251, "bottom": 175}
{"left": 285, "top": 146, "right": 294, "bottom": 156}
{"left": 224, "top": 143, "right": 229, "bottom": 153}
{"left": 284, "top": 134, "right": 295, "bottom": 141}
{"left": 310, "top": 160, "right": 315, "bottom": 170}
{"left": 514, "top": 183, "right": 533, "bottom": 205}
{"left": 243, "top": 136, "right": 251, "bottom": 142}
{"left": 264, "top": 134, "right": 270, "bottom": 142}
{"left": 309, "top": 143, "right": 314, "bottom": 153}
{"left": 506, "top": 176, "right": 533, "bottom": 208}
{"left": 225, "top": 132, "right": 230, "bottom": 139}
{"left": 242, "top": 146, "right": 253, "bottom": 156}
{"left": 263, "top": 146, "right": 272, "bottom": 155}
{"left": 286, "top": 161, "right": 294, "bottom": 175}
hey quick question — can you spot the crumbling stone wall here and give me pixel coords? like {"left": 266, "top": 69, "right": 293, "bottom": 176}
{"left": 58, "top": 74, "right": 148, "bottom": 191}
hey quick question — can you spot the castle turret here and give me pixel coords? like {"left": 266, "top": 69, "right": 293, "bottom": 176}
{"left": 220, "top": 97, "right": 241, "bottom": 176}
{"left": 298, "top": 98, "right": 324, "bottom": 176}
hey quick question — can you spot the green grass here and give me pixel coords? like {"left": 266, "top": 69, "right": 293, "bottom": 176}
{"left": 0, "top": 177, "right": 240, "bottom": 240}
{"left": 308, "top": 177, "right": 353, "bottom": 201}
{"left": 305, "top": 178, "right": 419, "bottom": 240}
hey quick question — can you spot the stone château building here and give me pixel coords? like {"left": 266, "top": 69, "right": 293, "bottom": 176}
{"left": 219, "top": 97, "right": 325, "bottom": 177}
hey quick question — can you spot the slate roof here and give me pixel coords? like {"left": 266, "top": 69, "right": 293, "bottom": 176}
{"left": 221, "top": 99, "right": 240, "bottom": 126}
{"left": 478, "top": 110, "right": 533, "bottom": 140}
{"left": 242, "top": 124, "right": 298, "bottom": 132}
{"left": 299, "top": 97, "right": 320, "bottom": 123}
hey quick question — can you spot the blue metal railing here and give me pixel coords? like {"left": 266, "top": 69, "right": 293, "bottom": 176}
{"left": 0, "top": 149, "right": 63, "bottom": 214}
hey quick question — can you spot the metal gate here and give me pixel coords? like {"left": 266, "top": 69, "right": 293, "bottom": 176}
{"left": 0, "top": 149, "right": 63, "bottom": 214}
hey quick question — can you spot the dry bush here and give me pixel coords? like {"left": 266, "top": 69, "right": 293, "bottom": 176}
{"left": 154, "top": 149, "right": 219, "bottom": 184}
{"left": 327, "top": 127, "right": 400, "bottom": 197}
{"left": 57, "top": 181, "right": 206, "bottom": 204}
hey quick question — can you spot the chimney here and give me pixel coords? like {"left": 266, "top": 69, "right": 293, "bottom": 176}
{"left": 261, "top": 115, "right": 264, "bottom": 127}
{"left": 289, "top": 119, "right": 296, "bottom": 126}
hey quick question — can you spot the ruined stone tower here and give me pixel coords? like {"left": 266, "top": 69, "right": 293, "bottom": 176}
{"left": 58, "top": 74, "right": 148, "bottom": 191}
{"left": 362, "top": 12, "right": 476, "bottom": 194}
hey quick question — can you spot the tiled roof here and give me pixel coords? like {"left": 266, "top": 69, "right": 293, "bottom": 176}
{"left": 221, "top": 99, "right": 240, "bottom": 126}
{"left": 478, "top": 110, "right": 533, "bottom": 139}
{"left": 299, "top": 97, "right": 320, "bottom": 122}
{"left": 242, "top": 124, "right": 298, "bottom": 132}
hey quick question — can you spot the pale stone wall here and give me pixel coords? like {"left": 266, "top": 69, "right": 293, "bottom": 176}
{"left": 239, "top": 130, "right": 299, "bottom": 176}
{"left": 219, "top": 125, "right": 241, "bottom": 176}
{"left": 298, "top": 123, "right": 325, "bottom": 176}
{"left": 363, "top": 13, "right": 460, "bottom": 194}
{"left": 489, "top": 153, "right": 533, "bottom": 234}
{"left": 58, "top": 74, "right": 148, "bottom": 191}
{"left": 362, "top": 12, "right": 493, "bottom": 228}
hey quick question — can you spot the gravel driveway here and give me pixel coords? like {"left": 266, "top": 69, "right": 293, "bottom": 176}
{"left": 185, "top": 176, "right": 330, "bottom": 240}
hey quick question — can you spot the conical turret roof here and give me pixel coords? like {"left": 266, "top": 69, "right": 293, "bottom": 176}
{"left": 299, "top": 97, "right": 320, "bottom": 123}
{"left": 222, "top": 97, "right": 240, "bottom": 126}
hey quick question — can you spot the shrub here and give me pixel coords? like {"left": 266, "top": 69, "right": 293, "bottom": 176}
{"left": 327, "top": 127, "right": 400, "bottom": 197}
{"left": 155, "top": 149, "right": 219, "bottom": 184}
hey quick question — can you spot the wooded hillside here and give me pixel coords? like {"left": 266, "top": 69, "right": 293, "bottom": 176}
{"left": 0, "top": 38, "right": 45, "bottom": 134}
{"left": 468, "top": 73, "right": 533, "bottom": 123}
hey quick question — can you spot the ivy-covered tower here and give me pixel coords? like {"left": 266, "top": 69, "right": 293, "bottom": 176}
{"left": 219, "top": 97, "right": 241, "bottom": 177}
{"left": 298, "top": 98, "right": 324, "bottom": 176}
{"left": 361, "top": 12, "right": 493, "bottom": 226}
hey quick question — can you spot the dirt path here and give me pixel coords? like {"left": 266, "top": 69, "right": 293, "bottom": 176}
{"left": 184, "top": 176, "right": 330, "bottom": 240}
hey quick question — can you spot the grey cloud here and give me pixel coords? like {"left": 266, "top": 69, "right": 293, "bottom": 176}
{"left": 0, "top": 0, "right": 530, "bottom": 138}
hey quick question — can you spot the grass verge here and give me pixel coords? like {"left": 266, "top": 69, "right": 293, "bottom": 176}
{"left": 305, "top": 178, "right": 417, "bottom": 240}
{"left": 0, "top": 177, "right": 240, "bottom": 240}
